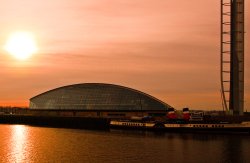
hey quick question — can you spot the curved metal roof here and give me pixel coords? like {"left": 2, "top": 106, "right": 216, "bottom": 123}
{"left": 30, "top": 83, "right": 172, "bottom": 110}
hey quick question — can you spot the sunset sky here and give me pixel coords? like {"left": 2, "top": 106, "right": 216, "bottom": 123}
{"left": 0, "top": 0, "right": 249, "bottom": 110}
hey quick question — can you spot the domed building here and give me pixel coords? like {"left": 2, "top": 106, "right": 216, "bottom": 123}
{"left": 29, "top": 83, "right": 172, "bottom": 117}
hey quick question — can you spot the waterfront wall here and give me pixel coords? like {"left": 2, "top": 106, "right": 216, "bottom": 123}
{"left": 0, "top": 115, "right": 110, "bottom": 129}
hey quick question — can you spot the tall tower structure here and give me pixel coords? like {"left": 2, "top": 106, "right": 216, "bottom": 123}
{"left": 221, "top": 0, "right": 244, "bottom": 115}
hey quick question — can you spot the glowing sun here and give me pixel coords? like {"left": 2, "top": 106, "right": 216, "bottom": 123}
{"left": 4, "top": 31, "right": 38, "bottom": 60}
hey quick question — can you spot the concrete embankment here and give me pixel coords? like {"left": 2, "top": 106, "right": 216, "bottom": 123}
{"left": 0, "top": 115, "right": 110, "bottom": 129}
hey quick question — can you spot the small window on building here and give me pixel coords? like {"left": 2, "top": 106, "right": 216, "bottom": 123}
{"left": 107, "top": 113, "right": 126, "bottom": 117}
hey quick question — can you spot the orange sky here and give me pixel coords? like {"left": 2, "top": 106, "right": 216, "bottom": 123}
{"left": 0, "top": 0, "right": 249, "bottom": 110}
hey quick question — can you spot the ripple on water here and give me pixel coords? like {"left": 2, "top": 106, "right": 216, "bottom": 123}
{"left": 0, "top": 125, "right": 250, "bottom": 163}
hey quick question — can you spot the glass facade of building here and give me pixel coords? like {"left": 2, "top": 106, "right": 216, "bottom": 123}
{"left": 29, "top": 83, "right": 171, "bottom": 110}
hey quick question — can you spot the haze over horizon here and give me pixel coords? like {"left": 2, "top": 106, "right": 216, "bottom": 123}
{"left": 0, "top": 0, "right": 249, "bottom": 110}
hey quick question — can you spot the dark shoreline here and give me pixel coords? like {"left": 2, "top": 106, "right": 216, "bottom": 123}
{"left": 0, "top": 115, "right": 110, "bottom": 130}
{"left": 1, "top": 115, "right": 250, "bottom": 134}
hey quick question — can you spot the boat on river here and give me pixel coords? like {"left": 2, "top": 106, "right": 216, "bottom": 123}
{"left": 110, "top": 120, "right": 250, "bottom": 133}
{"left": 110, "top": 108, "right": 250, "bottom": 133}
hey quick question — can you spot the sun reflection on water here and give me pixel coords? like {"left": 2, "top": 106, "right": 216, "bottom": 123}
{"left": 7, "top": 125, "right": 30, "bottom": 163}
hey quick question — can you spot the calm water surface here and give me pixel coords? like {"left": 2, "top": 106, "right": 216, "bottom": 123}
{"left": 0, "top": 124, "right": 250, "bottom": 163}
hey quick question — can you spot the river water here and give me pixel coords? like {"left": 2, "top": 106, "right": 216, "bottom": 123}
{"left": 0, "top": 124, "right": 249, "bottom": 163}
